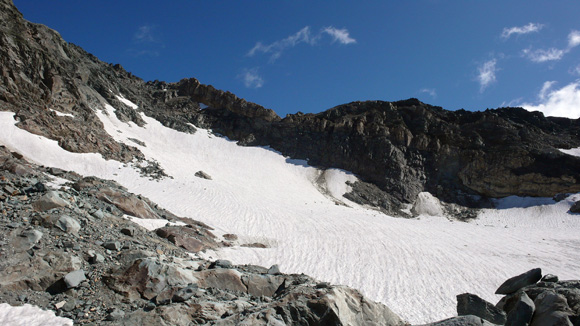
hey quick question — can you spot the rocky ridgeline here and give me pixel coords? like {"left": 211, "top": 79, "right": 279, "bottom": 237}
{"left": 0, "top": 146, "right": 407, "bottom": 325}
{"left": 2, "top": 0, "right": 580, "bottom": 217}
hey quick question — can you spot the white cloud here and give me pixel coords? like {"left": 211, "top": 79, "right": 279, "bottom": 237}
{"left": 419, "top": 88, "right": 437, "bottom": 98}
{"left": 539, "top": 81, "right": 556, "bottom": 100}
{"left": 323, "top": 27, "right": 356, "bottom": 44}
{"left": 568, "top": 30, "right": 580, "bottom": 48}
{"left": 247, "top": 27, "right": 314, "bottom": 62}
{"left": 521, "top": 30, "right": 580, "bottom": 64}
{"left": 477, "top": 59, "right": 497, "bottom": 92}
{"left": 521, "top": 80, "right": 580, "bottom": 118}
{"left": 247, "top": 26, "right": 355, "bottom": 62}
{"left": 501, "top": 23, "right": 544, "bottom": 39}
{"left": 522, "top": 48, "right": 565, "bottom": 63}
{"left": 239, "top": 68, "right": 264, "bottom": 89}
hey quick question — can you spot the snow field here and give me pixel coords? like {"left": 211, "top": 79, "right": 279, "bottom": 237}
{"left": 1, "top": 102, "right": 580, "bottom": 323}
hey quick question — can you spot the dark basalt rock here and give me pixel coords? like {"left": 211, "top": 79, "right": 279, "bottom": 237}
{"left": 496, "top": 268, "right": 543, "bottom": 295}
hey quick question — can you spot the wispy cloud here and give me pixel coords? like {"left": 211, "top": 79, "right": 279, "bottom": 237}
{"left": 323, "top": 27, "right": 356, "bottom": 44}
{"left": 501, "top": 23, "right": 544, "bottom": 39}
{"left": 247, "top": 26, "right": 356, "bottom": 62}
{"left": 521, "top": 80, "right": 580, "bottom": 118}
{"left": 522, "top": 48, "right": 566, "bottom": 63}
{"left": 134, "top": 25, "right": 158, "bottom": 43}
{"left": 477, "top": 59, "right": 497, "bottom": 92}
{"left": 239, "top": 68, "right": 264, "bottom": 88}
{"left": 570, "top": 64, "right": 580, "bottom": 76}
{"left": 128, "top": 25, "right": 163, "bottom": 57}
{"left": 419, "top": 88, "right": 437, "bottom": 98}
{"left": 521, "top": 30, "right": 580, "bottom": 63}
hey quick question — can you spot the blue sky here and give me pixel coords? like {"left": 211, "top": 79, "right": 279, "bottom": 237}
{"left": 14, "top": 1, "right": 580, "bottom": 118}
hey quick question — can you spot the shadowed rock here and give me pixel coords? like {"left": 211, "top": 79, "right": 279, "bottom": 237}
{"left": 496, "top": 268, "right": 542, "bottom": 295}
{"left": 457, "top": 293, "right": 506, "bottom": 324}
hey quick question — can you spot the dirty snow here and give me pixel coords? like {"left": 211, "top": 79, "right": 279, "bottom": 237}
{"left": 0, "top": 303, "right": 73, "bottom": 326}
{"left": 1, "top": 106, "right": 579, "bottom": 324}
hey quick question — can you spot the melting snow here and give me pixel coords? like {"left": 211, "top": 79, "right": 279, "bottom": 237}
{"left": 1, "top": 108, "right": 579, "bottom": 324}
{"left": 49, "top": 109, "right": 74, "bottom": 118}
{"left": 0, "top": 303, "right": 73, "bottom": 326}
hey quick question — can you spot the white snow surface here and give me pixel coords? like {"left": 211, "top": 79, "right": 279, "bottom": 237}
{"left": 49, "top": 109, "right": 74, "bottom": 118}
{"left": 0, "top": 303, "right": 73, "bottom": 326}
{"left": 560, "top": 146, "right": 580, "bottom": 157}
{"left": 1, "top": 107, "right": 580, "bottom": 324}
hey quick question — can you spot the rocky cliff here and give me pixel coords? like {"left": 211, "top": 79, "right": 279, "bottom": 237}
{"left": 2, "top": 0, "right": 579, "bottom": 214}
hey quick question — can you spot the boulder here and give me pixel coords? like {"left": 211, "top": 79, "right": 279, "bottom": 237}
{"left": 505, "top": 292, "right": 535, "bottom": 326}
{"left": 496, "top": 268, "right": 542, "bottom": 295}
{"left": 570, "top": 201, "right": 580, "bottom": 213}
{"left": 96, "top": 187, "right": 160, "bottom": 219}
{"left": 457, "top": 293, "right": 506, "bottom": 325}
{"left": 63, "top": 270, "right": 86, "bottom": 289}
{"left": 155, "top": 226, "right": 218, "bottom": 253}
{"left": 32, "top": 191, "right": 69, "bottom": 211}
{"left": 55, "top": 215, "right": 81, "bottom": 234}
{"left": 530, "top": 291, "right": 573, "bottom": 326}
{"left": 106, "top": 257, "right": 198, "bottom": 300}
{"left": 241, "top": 274, "right": 285, "bottom": 297}
{"left": 13, "top": 229, "right": 43, "bottom": 252}
{"left": 194, "top": 170, "right": 212, "bottom": 180}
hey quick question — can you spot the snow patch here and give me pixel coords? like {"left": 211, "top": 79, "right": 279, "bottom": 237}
{"left": 127, "top": 216, "right": 186, "bottom": 231}
{"left": 0, "top": 303, "right": 73, "bottom": 326}
{"left": 49, "top": 109, "right": 74, "bottom": 118}
{"left": 115, "top": 94, "right": 139, "bottom": 109}
{"left": 560, "top": 146, "right": 580, "bottom": 157}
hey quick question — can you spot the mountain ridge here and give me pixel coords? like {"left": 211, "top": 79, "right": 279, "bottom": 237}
{"left": 2, "top": 0, "right": 579, "bottom": 213}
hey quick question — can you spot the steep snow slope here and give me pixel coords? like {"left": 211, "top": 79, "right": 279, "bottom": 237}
{"left": 1, "top": 102, "right": 579, "bottom": 324}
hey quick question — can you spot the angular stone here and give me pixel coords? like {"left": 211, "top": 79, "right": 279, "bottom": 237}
{"left": 32, "top": 191, "right": 69, "bottom": 211}
{"left": 55, "top": 215, "right": 81, "bottom": 234}
{"left": 106, "top": 308, "right": 125, "bottom": 321}
{"left": 14, "top": 229, "right": 43, "bottom": 252}
{"left": 267, "top": 264, "right": 281, "bottom": 275}
{"left": 505, "top": 292, "right": 535, "bottom": 326}
{"left": 92, "top": 209, "right": 105, "bottom": 219}
{"left": 457, "top": 293, "right": 506, "bottom": 325}
{"left": 241, "top": 274, "right": 285, "bottom": 297}
{"left": 194, "top": 171, "right": 212, "bottom": 180}
{"left": 96, "top": 187, "right": 160, "bottom": 219}
{"left": 570, "top": 201, "right": 580, "bottom": 213}
{"left": 172, "top": 284, "right": 199, "bottom": 302}
{"left": 211, "top": 259, "right": 232, "bottom": 269}
{"left": 103, "top": 241, "right": 122, "bottom": 251}
{"left": 496, "top": 268, "right": 542, "bottom": 295}
{"left": 63, "top": 270, "right": 86, "bottom": 289}
{"left": 542, "top": 274, "right": 559, "bottom": 283}
{"left": 120, "top": 227, "right": 135, "bottom": 237}
{"left": 530, "top": 291, "right": 573, "bottom": 326}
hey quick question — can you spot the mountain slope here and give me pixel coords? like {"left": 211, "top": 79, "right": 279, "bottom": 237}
{"left": 1, "top": 0, "right": 580, "bottom": 325}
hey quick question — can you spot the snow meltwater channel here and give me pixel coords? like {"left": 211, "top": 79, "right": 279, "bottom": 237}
{"left": 1, "top": 98, "right": 579, "bottom": 324}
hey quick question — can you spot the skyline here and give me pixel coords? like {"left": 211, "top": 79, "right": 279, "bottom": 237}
{"left": 14, "top": 1, "right": 580, "bottom": 118}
